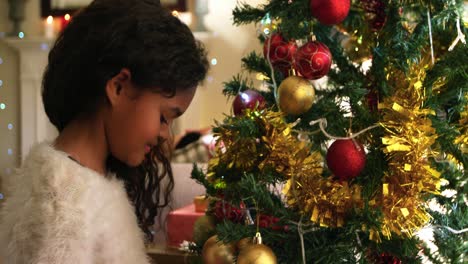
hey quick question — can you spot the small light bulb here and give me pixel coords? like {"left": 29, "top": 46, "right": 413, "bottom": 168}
{"left": 47, "top": 16, "right": 53, "bottom": 24}
{"left": 64, "top": 14, "right": 71, "bottom": 21}
{"left": 40, "top": 43, "right": 49, "bottom": 51}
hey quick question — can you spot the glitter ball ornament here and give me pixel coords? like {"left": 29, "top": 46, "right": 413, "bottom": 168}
{"left": 278, "top": 76, "right": 315, "bottom": 115}
{"left": 202, "top": 235, "right": 235, "bottom": 264}
{"left": 263, "top": 33, "right": 298, "bottom": 76}
{"left": 310, "top": 0, "right": 351, "bottom": 25}
{"left": 232, "top": 90, "right": 266, "bottom": 116}
{"left": 293, "top": 40, "right": 332, "bottom": 80}
{"left": 326, "top": 139, "right": 366, "bottom": 180}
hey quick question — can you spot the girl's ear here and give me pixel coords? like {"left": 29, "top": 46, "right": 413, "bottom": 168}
{"left": 105, "top": 68, "right": 132, "bottom": 106}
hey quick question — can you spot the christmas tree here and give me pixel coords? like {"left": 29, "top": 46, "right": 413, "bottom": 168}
{"left": 191, "top": 0, "right": 467, "bottom": 263}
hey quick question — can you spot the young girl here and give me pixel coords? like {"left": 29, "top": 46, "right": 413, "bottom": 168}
{"left": 0, "top": 0, "right": 208, "bottom": 262}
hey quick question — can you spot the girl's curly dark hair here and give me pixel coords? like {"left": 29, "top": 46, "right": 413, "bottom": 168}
{"left": 42, "top": 0, "right": 208, "bottom": 241}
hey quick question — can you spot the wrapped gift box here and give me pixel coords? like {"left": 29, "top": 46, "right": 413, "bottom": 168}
{"left": 166, "top": 203, "right": 205, "bottom": 248}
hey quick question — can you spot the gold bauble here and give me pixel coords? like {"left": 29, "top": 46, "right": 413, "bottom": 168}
{"left": 278, "top": 76, "right": 315, "bottom": 115}
{"left": 193, "top": 215, "right": 216, "bottom": 245}
{"left": 236, "top": 237, "right": 253, "bottom": 252}
{"left": 237, "top": 244, "right": 277, "bottom": 264}
{"left": 202, "top": 235, "right": 235, "bottom": 264}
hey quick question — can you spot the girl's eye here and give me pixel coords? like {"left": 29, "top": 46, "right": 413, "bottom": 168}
{"left": 160, "top": 115, "right": 168, "bottom": 125}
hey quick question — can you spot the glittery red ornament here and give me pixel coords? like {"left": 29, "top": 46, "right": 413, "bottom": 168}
{"left": 232, "top": 89, "right": 266, "bottom": 116}
{"left": 263, "top": 33, "right": 298, "bottom": 76}
{"left": 213, "top": 201, "right": 245, "bottom": 223}
{"left": 326, "top": 139, "right": 366, "bottom": 180}
{"left": 368, "top": 251, "right": 402, "bottom": 264}
{"left": 310, "top": 0, "right": 351, "bottom": 25}
{"left": 293, "top": 41, "right": 332, "bottom": 80}
{"left": 377, "top": 253, "right": 402, "bottom": 264}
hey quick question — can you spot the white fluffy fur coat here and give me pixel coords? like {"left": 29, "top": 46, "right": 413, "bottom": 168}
{"left": 0, "top": 142, "right": 151, "bottom": 263}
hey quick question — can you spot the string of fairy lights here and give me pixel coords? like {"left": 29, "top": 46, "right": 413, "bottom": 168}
{"left": 0, "top": 26, "right": 41, "bottom": 202}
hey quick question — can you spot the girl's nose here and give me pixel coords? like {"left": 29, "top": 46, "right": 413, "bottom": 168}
{"left": 159, "top": 121, "right": 172, "bottom": 140}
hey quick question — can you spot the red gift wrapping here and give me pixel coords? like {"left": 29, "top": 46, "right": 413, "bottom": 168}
{"left": 166, "top": 204, "right": 205, "bottom": 248}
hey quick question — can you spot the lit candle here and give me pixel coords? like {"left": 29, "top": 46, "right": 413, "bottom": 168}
{"left": 44, "top": 16, "right": 54, "bottom": 39}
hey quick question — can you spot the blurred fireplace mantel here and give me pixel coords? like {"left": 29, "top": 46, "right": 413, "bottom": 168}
{"left": 3, "top": 37, "right": 56, "bottom": 160}
{"left": 2, "top": 32, "right": 211, "bottom": 161}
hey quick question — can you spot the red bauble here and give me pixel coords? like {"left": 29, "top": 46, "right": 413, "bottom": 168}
{"left": 233, "top": 90, "right": 266, "bottom": 116}
{"left": 213, "top": 201, "right": 245, "bottom": 223}
{"left": 310, "top": 0, "right": 351, "bottom": 25}
{"left": 293, "top": 41, "right": 332, "bottom": 80}
{"left": 263, "top": 33, "right": 298, "bottom": 76}
{"left": 326, "top": 139, "right": 366, "bottom": 180}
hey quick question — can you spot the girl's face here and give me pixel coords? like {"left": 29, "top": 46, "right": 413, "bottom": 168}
{"left": 104, "top": 69, "right": 196, "bottom": 167}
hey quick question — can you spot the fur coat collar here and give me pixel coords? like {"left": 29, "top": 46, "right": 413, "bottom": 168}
{"left": 0, "top": 142, "right": 151, "bottom": 263}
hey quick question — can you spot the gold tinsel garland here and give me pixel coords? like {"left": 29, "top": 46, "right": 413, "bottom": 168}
{"left": 283, "top": 175, "right": 362, "bottom": 228}
{"left": 207, "top": 110, "right": 322, "bottom": 185}
{"left": 375, "top": 60, "right": 443, "bottom": 241}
